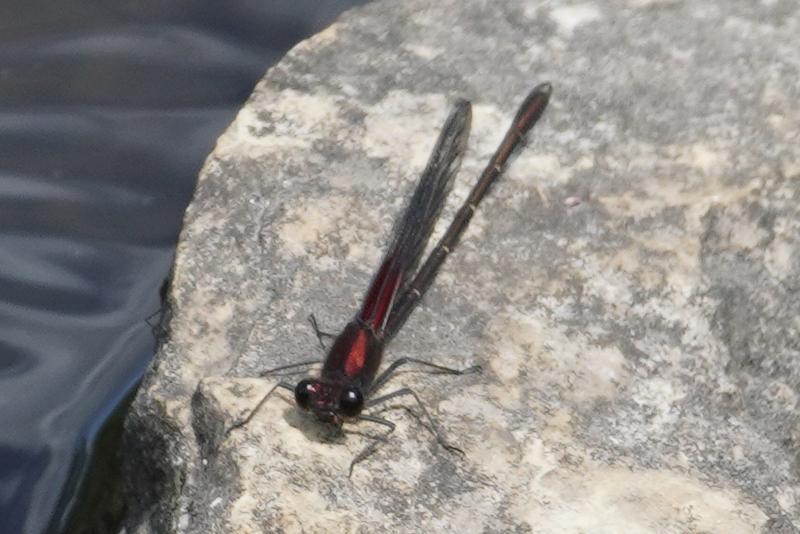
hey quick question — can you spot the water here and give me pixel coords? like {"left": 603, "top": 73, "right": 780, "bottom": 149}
{"left": 0, "top": 2, "right": 367, "bottom": 532}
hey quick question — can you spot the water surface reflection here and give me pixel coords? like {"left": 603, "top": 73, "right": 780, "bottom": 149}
{"left": 0, "top": 3, "right": 366, "bottom": 532}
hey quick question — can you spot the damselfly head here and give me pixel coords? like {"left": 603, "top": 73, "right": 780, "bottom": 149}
{"left": 294, "top": 378, "right": 365, "bottom": 420}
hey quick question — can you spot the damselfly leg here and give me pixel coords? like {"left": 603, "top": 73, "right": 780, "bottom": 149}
{"left": 308, "top": 313, "right": 336, "bottom": 350}
{"left": 368, "top": 357, "right": 481, "bottom": 396}
{"left": 225, "top": 381, "right": 295, "bottom": 437}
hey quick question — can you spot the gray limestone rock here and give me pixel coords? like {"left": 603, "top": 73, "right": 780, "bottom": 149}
{"left": 120, "top": 0, "right": 800, "bottom": 532}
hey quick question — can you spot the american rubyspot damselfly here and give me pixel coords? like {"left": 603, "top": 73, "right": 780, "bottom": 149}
{"left": 227, "top": 82, "right": 552, "bottom": 475}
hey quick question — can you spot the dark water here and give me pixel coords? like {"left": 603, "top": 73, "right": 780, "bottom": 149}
{"left": 0, "top": 2, "right": 366, "bottom": 532}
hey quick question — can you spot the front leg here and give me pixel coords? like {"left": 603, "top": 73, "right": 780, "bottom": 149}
{"left": 258, "top": 359, "right": 321, "bottom": 377}
{"left": 224, "top": 381, "right": 295, "bottom": 437}
{"left": 367, "top": 387, "right": 466, "bottom": 457}
{"left": 348, "top": 414, "right": 396, "bottom": 477}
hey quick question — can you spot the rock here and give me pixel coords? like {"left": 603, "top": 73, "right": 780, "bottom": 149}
{"left": 120, "top": 0, "right": 800, "bottom": 532}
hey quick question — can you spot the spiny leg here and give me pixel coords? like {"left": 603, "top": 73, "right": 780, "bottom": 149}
{"left": 348, "top": 414, "right": 396, "bottom": 477}
{"left": 308, "top": 313, "right": 336, "bottom": 351}
{"left": 367, "top": 387, "right": 465, "bottom": 456}
{"left": 258, "top": 359, "right": 321, "bottom": 377}
{"left": 224, "top": 381, "right": 294, "bottom": 437}
{"left": 369, "top": 357, "right": 481, "bottom": 395}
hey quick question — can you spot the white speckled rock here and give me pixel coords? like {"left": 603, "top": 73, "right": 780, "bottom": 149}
{"left": 121, "top": 0, "right": 800, "bottom": 532}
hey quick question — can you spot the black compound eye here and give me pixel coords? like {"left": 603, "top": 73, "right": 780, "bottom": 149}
{"left": 338, "top": 387, "right": 364, "bottom": 417}
{"left": 294, "top": 379, "right": 316, "bottom": 410}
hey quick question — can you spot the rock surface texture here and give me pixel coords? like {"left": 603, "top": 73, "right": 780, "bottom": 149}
{"left": 120, "top": 0, "right": 800, "bottom": 532}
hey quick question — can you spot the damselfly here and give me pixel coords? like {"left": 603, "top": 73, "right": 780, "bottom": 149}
{"left": 227, "top": 83, "right": 552, "bottom": 475}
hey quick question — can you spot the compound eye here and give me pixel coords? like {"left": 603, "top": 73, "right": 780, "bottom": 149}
{"left": 294, "top": 379, "right": 316, "bottom": 410}
{"left": 338, "top": 387, "right": 364, "bottom": 417}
